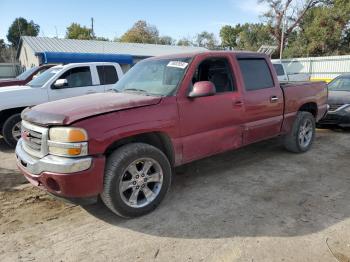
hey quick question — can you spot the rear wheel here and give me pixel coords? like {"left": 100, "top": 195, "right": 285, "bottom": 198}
{"left": 2, "top": 113, "right": 22, "bottom": 148}
{"left": 283, "top": 111, "right": 315, "bottom": 153}
{"left": 101, "top": 143, "right": 172, "bottom": 218}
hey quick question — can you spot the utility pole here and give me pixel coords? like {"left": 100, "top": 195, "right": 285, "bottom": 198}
{"left": 91, "top": 17, "right": 95, "bottom": 39}
{"left": 279, "top": 16, "right": 286, "bottom": 60}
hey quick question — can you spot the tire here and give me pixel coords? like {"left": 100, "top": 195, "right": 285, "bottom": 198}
{"left": 101, "top": 143, "right": 172, "bottom": 218}
{"left": 283, "top": 111, "right": 316, "bottom": 153}
{"left": 2, "top": 113, "right": 22, "bottom": 148}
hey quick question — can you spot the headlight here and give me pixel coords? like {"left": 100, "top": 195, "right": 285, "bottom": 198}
{"left": 49, "top": 127, "right": 87, "bottom": 142}
{"left": 48, "top": 127, "right": 88, "bottom": 157}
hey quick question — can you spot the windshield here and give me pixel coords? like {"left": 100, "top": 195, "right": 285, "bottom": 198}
{"left": 16, "top": 66, "right": 39, "bottom": 80}
{"left": 26, "top": 67, "right": 63, "bottom": 87}
{"left": 114, "top": 58, "right": 191, "bottom": 96}
{"left": 328, "top": 76, "right": 350, "bottom": 91}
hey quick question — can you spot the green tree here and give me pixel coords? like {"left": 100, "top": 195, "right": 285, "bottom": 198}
{"left": 95, "top": 36, "right": 110, "bottom": 41}
{"left": 284, "top": 0, "right": 350, "bottom": 57}
{"left": 6, "top": 17, "right": 40, "bottom": 48}
{"left": 195, "top": 31, "right": 218, "bottom": 49}
{"left": 120, "top": 20, "right": 159, "bottom": 44}
{"left": 0, "top": 39, "right": 15, "bottom": 63}
{"left": 220, "top": 25, "right": 241, "bottom": 49}
{"left": 177, "top": 37, "right": 193, "bottom": 46}
{"left": 158, "top": 36, "right": 175, "bottom": 45}
{"left": 220, "top": 23, "right": 274, "bottom": 51}
{"left": 260, "top": 0, "right": 323, "bottom": 56}
{"left": 66, "top": 23, "right": 92, "bottom": 40}
{"left": 0, "top": 39, "right": 5, "bottom": 49}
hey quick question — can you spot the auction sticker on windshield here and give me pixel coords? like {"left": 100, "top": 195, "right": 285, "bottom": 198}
{"left": 167, "top": 61, "right": 188, "bottom": 69}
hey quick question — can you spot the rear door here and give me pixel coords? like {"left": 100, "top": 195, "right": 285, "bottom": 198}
{"left": 96, "top": 65, "right": 120, "bottom": 92}
{"left": 178, "top": 54, "right": 244, "bottom": 163}
{"left": 237, "top": 57, "right": 284, "bottom": 145}
{"left": 48, "top": 65, "right": 101, "bottom": 101}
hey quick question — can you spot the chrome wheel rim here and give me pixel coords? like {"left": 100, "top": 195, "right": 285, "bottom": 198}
{"left": 298, "top": 119, "right": 313, "bottom": 148}
{"left": 119, "top": 158, "right": 163, "bottom": 208}
{"left": 12, "top": 121, "right": 22, "bottom": 141}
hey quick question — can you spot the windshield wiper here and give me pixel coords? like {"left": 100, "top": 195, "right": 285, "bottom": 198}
{"left": 123, "top": 88, "right": 149, "bottom": 94}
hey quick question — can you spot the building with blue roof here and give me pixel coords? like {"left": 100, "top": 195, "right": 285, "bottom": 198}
{"left": 17, "top": 36, "right": 206, "bottom": 72}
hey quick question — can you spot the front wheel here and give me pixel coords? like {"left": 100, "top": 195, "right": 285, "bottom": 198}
{"left": 101, "top": 143, "right": 172, "bottom": 218}
{"left": 283, "top": 111, "right": 316, "bottom": 153}
{"left": 2, "top": 113, "right": 22, "bottom": 148}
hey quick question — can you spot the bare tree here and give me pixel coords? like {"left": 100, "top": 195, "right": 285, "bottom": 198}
{"left": 260, "top": 0, "right": 323, "bottom": 55}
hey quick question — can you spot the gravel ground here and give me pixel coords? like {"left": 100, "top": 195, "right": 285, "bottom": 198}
{"left": 0, "top": 129, "right": 350, "bottom": 262}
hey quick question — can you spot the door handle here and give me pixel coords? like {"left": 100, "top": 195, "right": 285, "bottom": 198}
{"left": 233, "top": 100, "right": 244, "bottom": 107}
{"left": 86, "top": 90, "right": 96, "bottom": 94}
{"left": 270, "top": 96, "right": 279, "bottom": 103}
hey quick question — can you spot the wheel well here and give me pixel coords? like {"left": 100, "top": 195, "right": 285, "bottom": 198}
{"left": 0, "top": 107, "right": 26, "bottom": 130}
{"left": 104, "top": 132, "right": 175, "bottom": 165}
{"left": 299, "top": 103, "right": 317, "bottom": 118}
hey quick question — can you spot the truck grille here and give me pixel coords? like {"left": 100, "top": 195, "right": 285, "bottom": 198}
{"left": 329, "top": 104, "right": 344, "bottom": 112}
{"left": 21, "top": 120, "right": 48, "bottom": 158}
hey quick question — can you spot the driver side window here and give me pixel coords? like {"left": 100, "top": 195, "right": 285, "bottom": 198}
{"left": 192, "top": 58, "right": 235, "bottom": 93}
{"left": 57, "top": 67, "right": 92, "bottom": 88}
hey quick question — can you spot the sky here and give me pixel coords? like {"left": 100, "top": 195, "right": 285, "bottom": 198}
{"left": 0, "top": 0, "right": 267, "bottom": 43}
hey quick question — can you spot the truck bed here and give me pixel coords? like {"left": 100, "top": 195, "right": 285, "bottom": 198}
{"left": 281, "top": 81, "right": 328, "bottom": 122}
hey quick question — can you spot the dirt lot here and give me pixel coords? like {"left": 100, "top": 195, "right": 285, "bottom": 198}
{"left": 1, "top": 129, "right": 350, "bottom": 262}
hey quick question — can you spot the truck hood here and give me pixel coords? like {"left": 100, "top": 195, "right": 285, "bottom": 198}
{"left": 0, "top": 79, "right": 23, "bottom": 87}
{"left": 0, "top": 85, "right": 46, "bottom": 111}
{"left": 328, "top": 90, "right": 350, "bottom": 105}
{"left": 0, "top": 85, "right": 28, "bottom": 92}
{"left": 22, "top": 92, "right": 162, "bottom": 126}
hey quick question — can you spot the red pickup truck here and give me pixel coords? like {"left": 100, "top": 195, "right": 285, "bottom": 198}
{"left": 16, "top": 51, "right": 328, "bottom": 218}
{"left": 0, "top": 64, "right": 53, "bottom": 87}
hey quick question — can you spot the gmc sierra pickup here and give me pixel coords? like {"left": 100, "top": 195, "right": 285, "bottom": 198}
{"left": 16, "top": 51, "right": 328, "bottom": 218}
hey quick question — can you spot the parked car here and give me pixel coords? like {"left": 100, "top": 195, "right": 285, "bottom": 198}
{"left": 318, "top": 74, "right": 350, "bottom": 128}
{"left": 273, "top": 62, "right": 310, "bottom": 82}
{"left": 0, "top": 62, "right": 123, "bottom": 147}
{"left": 16, "top": 51, "right": 328, "bottom": 218}
{"left": 0, "top": 64, "right": 54, "bottom": 87}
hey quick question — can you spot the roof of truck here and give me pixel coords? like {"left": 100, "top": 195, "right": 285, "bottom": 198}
{"left": 145, "top": 50, "right": 269, "bottom": 61}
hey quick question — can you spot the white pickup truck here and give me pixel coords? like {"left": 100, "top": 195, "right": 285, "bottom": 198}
{"left": 0, "top": 62, "right": 123, "bottom": 147}
{"left": 273, "top": 62, "right": 310, "bottom": 82}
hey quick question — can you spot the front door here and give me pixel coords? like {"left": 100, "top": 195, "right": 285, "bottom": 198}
{"left": 49, "top": 66, "right": 102, "bottom": 101}
{"left": 178, "top": 55, "right": 244, "bottom": 163}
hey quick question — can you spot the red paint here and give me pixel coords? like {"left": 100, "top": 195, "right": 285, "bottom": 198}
{"left": 18, "top": 156, "right": 105, "bottom": 198}
{"left": 0, "top": 64, "right": 54, "bottom": 87}
{"left": 20, "top": 51, "right": 328, "bottom": 198}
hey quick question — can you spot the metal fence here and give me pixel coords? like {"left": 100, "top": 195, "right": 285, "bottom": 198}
{"left": 272, "top": 55, "right": 350, "bottom": 81}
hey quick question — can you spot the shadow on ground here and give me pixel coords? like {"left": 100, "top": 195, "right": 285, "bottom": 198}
{"left": 84, "top": 130, "right": 350, "bottom": 239}
{"left": 0, "top": 137, "right": 13, "bottom": 153}
{"left": 0, "top": 167, "right": 27, "bottom": 191}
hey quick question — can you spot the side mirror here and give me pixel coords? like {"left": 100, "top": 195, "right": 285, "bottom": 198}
{"left": 32, "top": 74, "right": 38, "bottom": 79}
{"left": 53, "top": 79, "right": 68, "bottom": 89}
{"left": 188, "top": 81, "right": 216, "bottom": 98}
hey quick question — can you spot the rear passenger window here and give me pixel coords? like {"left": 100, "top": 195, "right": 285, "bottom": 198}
{"left": 238, "top": 59, "right": 274, "bottom": 91}
{"left": 97, "top": 66, "right": 118, "bottom": 85}
{"left": 273, "top": 64, "right": 285, "bottom": 76}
